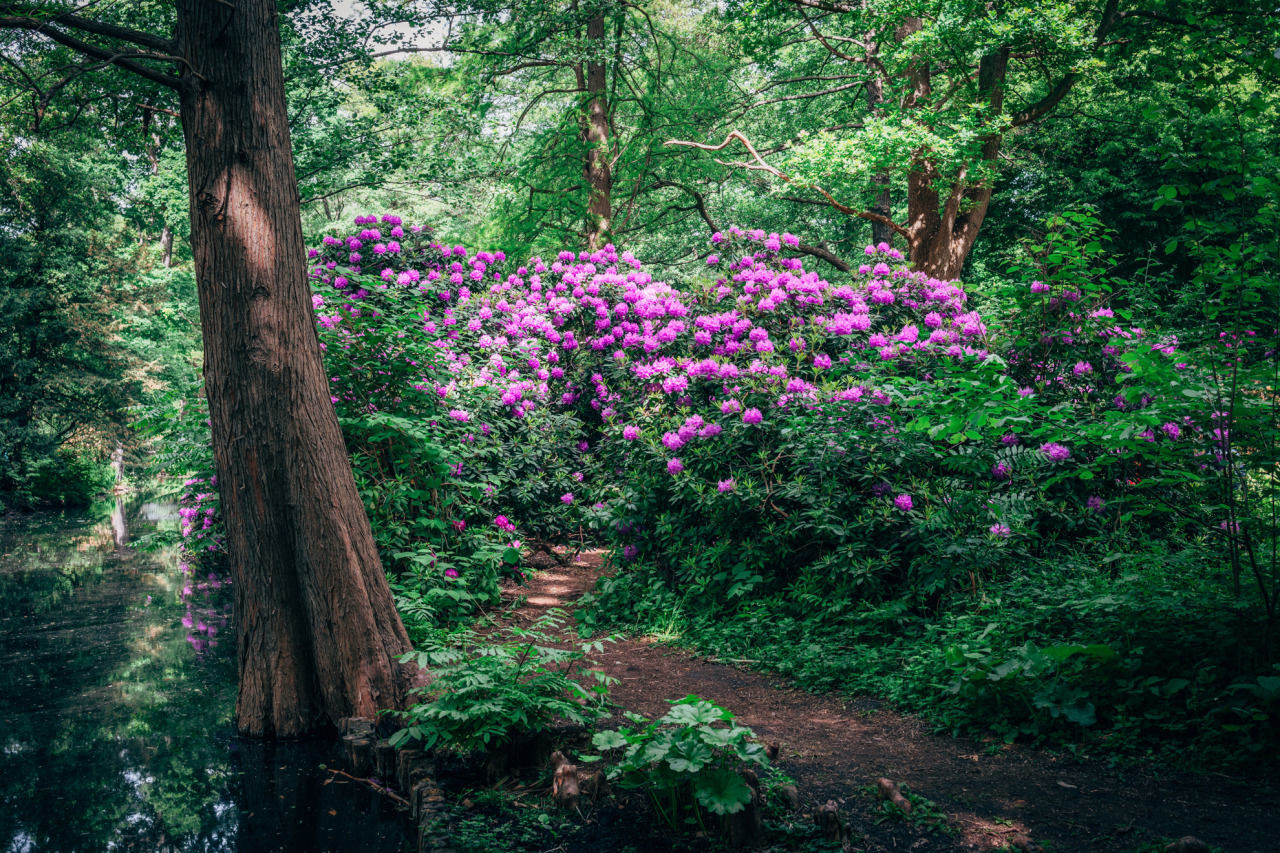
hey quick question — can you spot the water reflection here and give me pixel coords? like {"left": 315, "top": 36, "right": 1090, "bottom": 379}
{"left": 0, "top": 497, "right": 410, "bottom": 852}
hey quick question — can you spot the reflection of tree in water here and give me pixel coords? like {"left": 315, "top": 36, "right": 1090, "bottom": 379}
{"left": 0, "top": 499, "right": 408, "bottom": 852}
{"left": 0, "top": 499, "right": 236, "bottom": 851}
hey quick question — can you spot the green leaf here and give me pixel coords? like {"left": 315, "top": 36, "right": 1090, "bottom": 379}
{"left": 592, "top": 730, "right": 630, "bottom": 750}
{"left": 691, "top": 767, "right": 753, "bottom": 815}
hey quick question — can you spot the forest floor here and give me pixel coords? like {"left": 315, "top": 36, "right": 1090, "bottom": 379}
{"left": 483, "top": 549, "right": 1279, "bottom": 853}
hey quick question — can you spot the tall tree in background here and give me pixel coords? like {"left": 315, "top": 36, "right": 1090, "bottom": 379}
{"left": 671, "top": 0, "right": 1129, "bottom": 278}
{"left": 405, "top": 0, "right": 739, "bottom": 256}
{"left": 0, "top": 0, "right": 412, "bottom": 736}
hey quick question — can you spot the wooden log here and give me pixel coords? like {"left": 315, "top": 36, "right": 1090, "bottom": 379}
{"left": 374, "top": 739, "right": 397, "bottom": 781}
{"left": 396, "top": 748, "right": 420, "bottom": 793}
{"left": 339, "top": 716, "right": 375, "bottom": 738}
{"left": 875, "top": 777, "right": 912, "bottom": 813}
{"left": 342, "top": 734, "right": 373, "bottom": 776}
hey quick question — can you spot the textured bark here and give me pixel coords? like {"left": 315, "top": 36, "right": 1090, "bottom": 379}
{"left": 580, "top": 13, "right": 612, "bottom": 250}
{"left": 903, "top": 47, "right": 1007, "bottom": 280}
{"left": 173, "top": 0, "right": 411, "bottom": 737}
{"left": 896, "top": 16, "right": 1007, "bottom": 281}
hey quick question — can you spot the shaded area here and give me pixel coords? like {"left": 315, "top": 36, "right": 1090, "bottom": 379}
{"left": 0, "top": 497, "right": 411, "bottom": 853}
{"left": 504, "top": 553, "right": 1280, "bottom": 852}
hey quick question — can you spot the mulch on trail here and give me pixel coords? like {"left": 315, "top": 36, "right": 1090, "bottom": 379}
{"left": 492, "top": 550, "right": 1279, "bottom": 853}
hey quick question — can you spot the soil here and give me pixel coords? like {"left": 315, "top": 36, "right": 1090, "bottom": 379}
{"left": 466, "top": 549, "right": 1279, "bottom": 853}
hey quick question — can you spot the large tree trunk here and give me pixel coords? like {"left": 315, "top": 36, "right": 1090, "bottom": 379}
{"left": 173, "top": 0, "right": 412, "bottom": 737}
{"left": 580, "top": 13, "right": 612, "bottom": 250}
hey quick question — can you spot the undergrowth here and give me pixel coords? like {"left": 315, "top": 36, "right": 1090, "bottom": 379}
{"left": 579, "top": 543, "right": 1279, "bottom": 770}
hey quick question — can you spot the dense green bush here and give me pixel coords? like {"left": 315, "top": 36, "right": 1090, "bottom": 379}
{"left": 167, "top": 210, "right": 1276, "bottom": 764}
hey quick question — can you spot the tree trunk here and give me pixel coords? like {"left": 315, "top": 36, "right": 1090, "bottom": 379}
{"left": 902, "top": 44, "right": 1008, "bottom": 280}
{"left": 581, "top": 13, "right": 611, "bottom": 250}
{"left": 173, "top": 0, "right": 412, "bottom": 737}
{"left": 160, "top": 225, "right": 173, "bottom": 268}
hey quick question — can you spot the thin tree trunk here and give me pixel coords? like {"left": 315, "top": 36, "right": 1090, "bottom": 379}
{"left": 581, "top": 13, "right": 611, "bottom": 250}
{"left": 173, "top": 0, "right": 412, "bottom": 737}
{"left": 864, "top": 21, "right": 892, "bottom": 248}
{"left": 160, "top": 225, "right": 173, "bottom": 267}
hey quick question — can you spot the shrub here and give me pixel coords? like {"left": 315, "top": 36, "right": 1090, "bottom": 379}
{"left": 589, "top": 695, "right": 769, "bottom": 829}
{"left": 391, "top": 609, "right": 614, "bottom": 753}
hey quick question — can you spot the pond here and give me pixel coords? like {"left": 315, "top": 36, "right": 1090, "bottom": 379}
{"left": 0, "top": 495, "right": 412, "bottom": 852}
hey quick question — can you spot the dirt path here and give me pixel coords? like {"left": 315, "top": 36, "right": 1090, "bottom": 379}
{"left": 498, "top": 552, "right": 1278, "bottom": 853}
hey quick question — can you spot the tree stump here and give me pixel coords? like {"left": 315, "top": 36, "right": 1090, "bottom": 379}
{"left": 724, "top": 769, "right": 765, "bottom": 848}
{"left": 814, "top": 800, "right": 846, "bottom": 844}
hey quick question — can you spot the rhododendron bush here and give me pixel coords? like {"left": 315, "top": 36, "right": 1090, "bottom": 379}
{"left": 300, "top": 214, "right": 1257, "bottom": 626}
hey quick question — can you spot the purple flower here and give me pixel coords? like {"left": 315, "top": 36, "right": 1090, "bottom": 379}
{"left": 1000, "top": 433, "right": 1020, "bottom": 447}
{"left": 1040, "top": 442, "right": 1071, "bottom": 462}
{"left": 622, "top": 425, "right": 640, "bottom": 440}
{"left": 561, "top": 493, "right": 574, "bottom": 504}
{"left": 742, "top": 408, "right": 763, "bottom": 425}
{"left": 988, "top": 523, "right": 1011, "bottom": 538}
{"left": 717, "top": 478, "right": 735, "bottom": 493}
{"left": 444, "top": 568, "right": 459, "bottom": 579}
{"left": 894, "top": 494, "right": 914, "bottom": 512}
{"left": 623, "top": 544, "right": 639, "bottom": 560}
{"left": 1161, "top": 422, "right": 1181, "bottom": 439}
{"left": 1086, "top": 496, "right": 1105, "bottom": 512}
{"left": 1072, "top": 361, "right": 1093, "bottom": 376}
{"left": 992, "top": 461, "right": 1011, "bottom": 480}
{"left": 1030, "top": 280, "right": 1050, "bottom": 294}
{"left": 667, "top": 457, "right": 684, "bottom": 474}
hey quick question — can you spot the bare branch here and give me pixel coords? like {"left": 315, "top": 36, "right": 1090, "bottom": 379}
{"left": 649, "top": 179, "right": 717, "bottom": 233}
{"left": 665, "top": 130, "right": 909, "bottom": 238}
{"left": 38, "top": 10, "right": 174, "bottom": 53}
{"left": 493, "top": 59, "right": 566, "bottom": 76}
{"left": 795, "top": 242, "right": 851, "bottom": 272}
{"left": 744, "top": 79, "right": 866, "bottom": 112}
{"left": 797, "top": 6, "right": 860, "bottom": 63}
{"left": 0, "top": 16, "right": 181, "bottom": 89}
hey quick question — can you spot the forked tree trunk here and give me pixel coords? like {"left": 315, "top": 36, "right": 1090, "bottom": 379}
{"left": 173, "top": 0, "right": 412, "bottom": 737}
{"left": 580, "top": 13, "right": 612, "bottom": 250}
{"left": 899, "top": 26, "right": 1007, "bottom": 281}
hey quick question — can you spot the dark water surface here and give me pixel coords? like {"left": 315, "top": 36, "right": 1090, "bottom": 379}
{"left": 0, "top": 497, "right": 411, "bottom": 853}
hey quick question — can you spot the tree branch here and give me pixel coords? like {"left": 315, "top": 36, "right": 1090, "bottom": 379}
{"left": 1010, "top": 73, "right": 1076, "bottom": 127}
{"left": 649, "top": 179, "right": 717, "bottom": 233}
{"left": 34, "top": 9, "right": 174, "bottom": 52}
{"left": 665, "top": 130, "right": 909, "bottom": 238}
{"left": 795, "top": 242, "right": 851, "bottom": 271}
{"left": 0, "top": 16, "right": 181, "bottom": 89}
{"left": 743, "top": 79, "right": 866, "bottom": 112}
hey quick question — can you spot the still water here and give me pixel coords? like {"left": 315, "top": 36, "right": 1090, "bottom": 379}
{"left": 0, "top": 497, "right": 411, "bottom": 853}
